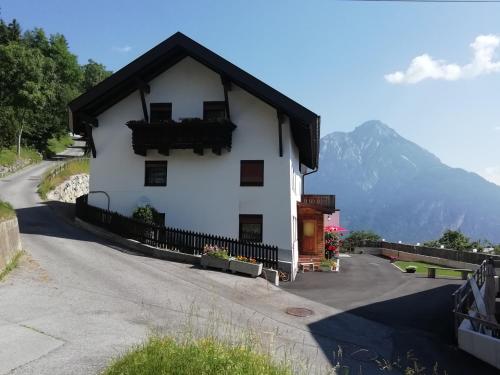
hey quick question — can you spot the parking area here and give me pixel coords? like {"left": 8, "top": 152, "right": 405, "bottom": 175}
{"left": 282, "top": 254, "right": 498, "bottom": 374}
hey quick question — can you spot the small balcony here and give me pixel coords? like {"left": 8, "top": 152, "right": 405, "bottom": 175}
{"left": 126, "top": 118, "right": 237, "bottom": 156}
{"left": 300, "top": 194, "right": 336, "bottom": 213}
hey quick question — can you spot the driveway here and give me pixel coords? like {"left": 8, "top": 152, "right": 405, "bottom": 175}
{"left": 282, "top": 254, "right": 498, "bottom": 374}
{"left": 0, "top": 163, "right": 394, "bottom": 374}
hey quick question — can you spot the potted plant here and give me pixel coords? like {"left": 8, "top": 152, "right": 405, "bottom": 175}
{"left": 200, "top": 245, "right": 230, "bottom": 271}
{"left": 319, "top": 258, "right": 337, "bottom": 272}
{"left": 406, "top": 265, "right": 417, "bottom": 273}
{"left": 229, "top": 256, "right": 263, "bottom": 277}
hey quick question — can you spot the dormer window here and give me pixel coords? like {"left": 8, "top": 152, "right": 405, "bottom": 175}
{"left": 150, "top": 103, "right": 172, "bottom": 123}
{"left": 203, "top": 101, "right": 226, "bottom": 121}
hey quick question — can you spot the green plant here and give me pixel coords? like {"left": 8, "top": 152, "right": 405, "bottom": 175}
{"left": 102, "top": 335, "right": 292, "bottom": 375}
{"left": 342, "top": 230, "right": 381, "bottom": 252}
{"left": 319, "top": 258, "right": 336, "bottom": 269}
{"left": 203, "top": 244, "right": 229, "bottom": 260}
{"left": 46, "top": 134, "right": 74, "bottom": 156}
{"left": 0, "top": 250, "right": 24, "bottom": 281}
{"left": 132, "top": 205, "right": 158, "bottom": 225}
{"left": 0, "top": 200, "right": 15, "bottom": 221}
{"left": 405, "top": 266, "right": 417, "bottom": 273}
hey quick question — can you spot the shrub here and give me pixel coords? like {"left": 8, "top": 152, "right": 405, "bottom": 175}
{"left": 132, "top": 205, "right": 158, "bottom": 225}
{"left": 319, "top": 258, "right": 336, "bottom": 269}
{"left": 45, "top": 134, "right": 74, "bottom": 156}
{"left": 203, "top": 244, "right": 229, "bottom": 260}
{"left": 406, "top": 266, "right": 417, "bottom": 273}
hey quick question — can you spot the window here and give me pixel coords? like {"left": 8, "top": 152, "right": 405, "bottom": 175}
{"left": 150, "top": 103, "right": 172, "bottom": 123}
{"left": 145, "top": 161, "right": 167, "bottom": 186}
{"left": 239, "top": 215, "right": 263, "bottom": 242}
{"left": 240, "top": 160, "right": 264, "bottom": 186}
{"left": 203, "top": 101, "right": 226, "bottom": 121}
{"left": 153, "top": 212, "right": 166, "bottom": 226}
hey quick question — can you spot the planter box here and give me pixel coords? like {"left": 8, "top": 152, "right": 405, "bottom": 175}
{"left": 320, "top": 259, "right": 340, "bottom": 273}
{"left": 200, "top": 254, "right": 229, "bottom": 271}
{"left": 229, "top": 260, "right": 263, "bottom": 277}
{"left": 320, "top": 265, "right": 333, "bottom": 272}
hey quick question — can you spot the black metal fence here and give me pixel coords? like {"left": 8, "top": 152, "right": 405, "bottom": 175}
{"left": 361, "top": 240, "right": 500, "bottom": 265}
{"left": 75, "top": 195, "right": 278, "bottom": 269}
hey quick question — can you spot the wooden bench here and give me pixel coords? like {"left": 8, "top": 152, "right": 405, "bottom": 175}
{"left": 427, "top": 266, "right": 473, "bottom": 280}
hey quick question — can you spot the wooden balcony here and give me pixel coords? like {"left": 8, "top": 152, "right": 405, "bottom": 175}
{"left": 126, "top": 119, "right": 237, "bottom": 156}
{"left": 300, "top": 194, "right": 336, "bottom": 213}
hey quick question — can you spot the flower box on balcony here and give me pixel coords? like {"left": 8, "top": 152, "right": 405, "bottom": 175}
{"left": 200, "top": 254, "right": 230, "bottom": 271}
{"left": 229, "top": 259, "right": 263, "bottom": 277}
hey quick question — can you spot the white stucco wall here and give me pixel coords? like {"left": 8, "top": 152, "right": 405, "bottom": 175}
{"left": 88, "top": 57, "right": 302, "bottom": 261}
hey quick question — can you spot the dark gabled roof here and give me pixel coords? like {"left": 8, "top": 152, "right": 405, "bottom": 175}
{"left": 69, "top": 32, "right": 320, "bottom": 169}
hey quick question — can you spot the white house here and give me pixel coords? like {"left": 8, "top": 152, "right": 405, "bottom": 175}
{"left": 69, "top": 32, "right": 335, "bottom": 275}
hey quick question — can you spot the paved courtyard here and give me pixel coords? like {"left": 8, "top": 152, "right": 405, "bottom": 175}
{"left": 282, "top": 254, "right": 498, "bottom": 374}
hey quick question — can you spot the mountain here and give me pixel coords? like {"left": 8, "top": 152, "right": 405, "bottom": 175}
{"left": 306, "top": 120, "right": 500, "bottom": 243}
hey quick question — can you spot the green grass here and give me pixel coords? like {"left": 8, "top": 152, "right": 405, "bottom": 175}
{"left": 394, "top": 260, "right": 463, "bottom": 277}
{"left": 0, "top": 250, "right": 23, "bottom": 282}
{"left": 102, "top": 336, "right": 292, "bottom": 375}
{"left": 46, "top": 134, "right": 74, "bottom": 156}
{"left": 0, "top": 147, "right": 42, "bottom": 168}
{"left": 0, "top": 200, "right": 15, "bottom": 221}
{"left": 37, "top": 158, "right": 89, "bottom": 200}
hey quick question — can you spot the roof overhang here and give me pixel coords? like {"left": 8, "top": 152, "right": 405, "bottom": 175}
{"left": 69, "top": 32, "right": 320, "bottom": 169}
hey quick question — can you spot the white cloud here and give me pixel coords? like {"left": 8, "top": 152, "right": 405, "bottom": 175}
{"left": 112, "top": 45, "right": 132, "bottom": 53}
{"left": 480, "top": 166, "right": 500, "bottom": 186}
{"left": 385, "top": 35, "right": 500, "bottom": 84}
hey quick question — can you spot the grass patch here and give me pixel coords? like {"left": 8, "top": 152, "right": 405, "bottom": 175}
{"left": 37, "top": 158, "right": 89, "bottom": 200}
{"left": 0, "top": 146, "right": 42, "bottom": 168}
{"left": 0, "top": 200, "right": 15, "bottom": 221}
{"left": 394, "top": 260, "right": 463, "bottom": 278}
{"left": 102, "top": 336, "right": 292, "bottom": 375}
{"left": 0, "top": 250, "right": 23, "bottom": 282}
{"left": 46, "top": 134, "right": 74, "bottom": 156}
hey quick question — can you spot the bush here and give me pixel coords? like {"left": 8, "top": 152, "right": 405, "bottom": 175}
{"left": 406, "top": 266, "right": 417, "bottom": 273}
{"left": 46, "top": 134, "right": 74, "bottom": 156}
{"left": 0, "top": 146, "right": 41, "bottom": 167}
{"left": 102, "top": 336, "right": 291, "bottom": 375}
{"left": 132, "top": 205, "right": 158, "bottom": 225}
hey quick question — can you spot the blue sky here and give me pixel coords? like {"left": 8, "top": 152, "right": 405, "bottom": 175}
{"left": 3, "top": 0, "right": 500, "bottom": 184}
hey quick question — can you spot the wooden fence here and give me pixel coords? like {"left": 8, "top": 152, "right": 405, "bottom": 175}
{"left": 75, "top": 195, "right": 278, "bottom": 269}
{"left": 452, "top": 259, "right": 500, "bottom": 339}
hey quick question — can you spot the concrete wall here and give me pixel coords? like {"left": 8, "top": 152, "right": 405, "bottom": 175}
{"left": 0, "top": 217, "right": 22, "bottom": 270}
{"left": 88, "top": 57, "right": 302, "bottom": 263}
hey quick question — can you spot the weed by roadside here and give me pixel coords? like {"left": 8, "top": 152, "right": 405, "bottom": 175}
{"left": 0, "top": 250, "right": 24, "bottom": 282}
{"left": 0, "top": 200, "right": 15, "bottom": 221}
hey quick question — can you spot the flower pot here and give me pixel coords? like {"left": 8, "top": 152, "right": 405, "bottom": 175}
{"left": 320, "top": 265, "right": 333, "bottom": 272}
{"left": 200, "top": 254, "right": 229, "bottom": 271}
{"left": 229, "top": 260, "right": 263, "bottom": 277}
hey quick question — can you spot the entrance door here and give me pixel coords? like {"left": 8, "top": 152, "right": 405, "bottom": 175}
{"left": 302, "top": 220, "right": 316, "bottom": 254}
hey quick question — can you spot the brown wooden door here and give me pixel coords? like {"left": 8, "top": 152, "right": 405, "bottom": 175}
{"left": 301, "top": 220, "right": 316, "bottom": 254}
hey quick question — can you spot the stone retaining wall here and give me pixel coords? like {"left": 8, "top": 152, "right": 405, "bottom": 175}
{"left": 0, "top": 217, "right": 22, "bottom": 270}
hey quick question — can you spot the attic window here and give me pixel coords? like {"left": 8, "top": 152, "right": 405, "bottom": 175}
{"left": 150, "top": 103, "right": 172, "bottom": 123}
{"left": 203, "top": 101, "right": 226, "bottom": 121}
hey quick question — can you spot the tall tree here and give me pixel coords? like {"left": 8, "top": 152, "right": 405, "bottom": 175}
{"left": 81, "top": 59, "right": 111, "bottom": 92}
{"left": 0, "top": 43, "right": 56, "bottom": 154}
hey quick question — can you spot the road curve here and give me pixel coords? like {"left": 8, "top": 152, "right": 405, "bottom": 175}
{"left": 0, "top": 162, "right": 392, "bottom": 375}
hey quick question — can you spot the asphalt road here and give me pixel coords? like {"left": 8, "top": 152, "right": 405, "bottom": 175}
{"left": 0, "top": 162, "right": 395, "bottom": 375}
{"left": 283, "top": 254, "right": 499, "bottom": 374}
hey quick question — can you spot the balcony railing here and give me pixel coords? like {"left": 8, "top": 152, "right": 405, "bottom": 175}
{"left": 126, "top": 118, "right": 237, "bottom": 156}
{"left": 301, "top": 194, "right": 336, "bottom": 213}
